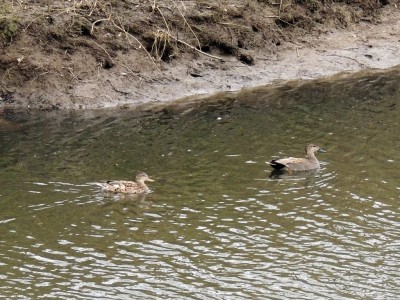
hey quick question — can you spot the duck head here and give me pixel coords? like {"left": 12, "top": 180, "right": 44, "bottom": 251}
{"left": 136, "top": 172, "right": 155, "bottom": 183}
{"left": 305, "top": 144, "right": 326, "bottom": 155}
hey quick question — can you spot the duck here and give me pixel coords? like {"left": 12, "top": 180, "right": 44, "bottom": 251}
{"left": 268, "top": 144, "right": 326, "bottom": 172}
{"left": 100, "top": 172, "right": 154, "bottom": 194}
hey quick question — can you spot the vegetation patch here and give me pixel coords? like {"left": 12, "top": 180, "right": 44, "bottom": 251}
{"left": 0, "top": 4, "right": 19, "bottom": 44}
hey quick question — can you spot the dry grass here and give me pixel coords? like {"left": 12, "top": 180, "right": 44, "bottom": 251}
{"left": 2, "top": 0, "right": 392, "bottom": 65}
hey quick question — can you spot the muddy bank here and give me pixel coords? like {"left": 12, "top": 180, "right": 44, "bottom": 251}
{"left": 0, "top": 1, "right": 399, "bottom": 110}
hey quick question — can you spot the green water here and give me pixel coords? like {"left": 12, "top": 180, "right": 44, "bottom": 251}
{"left": 1, "top": 67, "right": 400, "bottom": 299}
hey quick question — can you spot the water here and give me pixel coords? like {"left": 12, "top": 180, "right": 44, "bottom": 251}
{"left": 1, "top": 67, "right": 400, "bottom": 299}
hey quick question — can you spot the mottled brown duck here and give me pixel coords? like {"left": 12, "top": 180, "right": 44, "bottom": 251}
{"left": 100, "top": 172, "right": 154, "bottom": 194}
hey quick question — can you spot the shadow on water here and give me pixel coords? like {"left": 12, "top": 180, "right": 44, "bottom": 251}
{"left": 268, "top": 168, "right": 320, "bottom": 182}
{"left": 1, "top": 66, "right": 400, "bottom": 299}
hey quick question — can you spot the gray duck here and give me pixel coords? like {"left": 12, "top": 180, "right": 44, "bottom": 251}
{"left": 268, "top": 144, "right": 326, "bottom": 172}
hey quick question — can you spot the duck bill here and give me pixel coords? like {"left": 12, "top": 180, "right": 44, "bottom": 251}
{"left": 147, "top": 177, "right": 155, "bottom": 182}
{"left": 318, "top": 148, "right": 326, "bottom": 153}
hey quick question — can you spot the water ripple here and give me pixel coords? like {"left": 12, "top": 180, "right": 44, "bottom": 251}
{"left": 1, "top": 73, "right": 400, "bottom": 298}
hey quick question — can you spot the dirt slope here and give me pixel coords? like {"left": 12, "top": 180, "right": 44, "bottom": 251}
{"left": 0, "top": 0, "right": 399, "bottom": 110}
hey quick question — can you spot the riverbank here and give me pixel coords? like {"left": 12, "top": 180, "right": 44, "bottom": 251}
{"left": 1, "top": 1, "right": 399, "bottom": 110}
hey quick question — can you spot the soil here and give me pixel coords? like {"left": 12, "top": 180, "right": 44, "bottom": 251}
{"left": 0, "top": 0, "right": 399, "bottom": 111}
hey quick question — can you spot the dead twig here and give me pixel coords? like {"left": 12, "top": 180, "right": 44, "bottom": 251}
{"left": 90, "top": 13, "right": 159, "bottom": 69}
{"left": 326, "top": 54, "right": 368, "bottom": 68}
{"left": 160, "top": 29, "right": 224, "bottom": 61}
{"left": 91, "top": 40, "right": 114, "bottom": 65}
{"left": 107, "top": 79, "right": 131, "bottom": 95}
{"left": 171, "top": 0, "right": 201, "bottom": 50}
{"left": 111, "top": 14, "right": 158, "bottom": 68}
{"left": 62, "top": 66, "right": 79, "bottom": 80}
{"left": 155, "top": 6, "right": 171, "bottom": 33}
{"left": 90, "top": 17, "right": 111, "bottom": 34}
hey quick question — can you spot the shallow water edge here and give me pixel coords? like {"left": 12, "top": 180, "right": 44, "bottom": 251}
{"left": 2, "top": 64, "right": 400, "bottom": 117}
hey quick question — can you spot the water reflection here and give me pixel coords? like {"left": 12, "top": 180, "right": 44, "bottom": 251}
{"left": 1, "top": 67, "right": 400, "bottom": 299}
{"left": 269, "top": 168, "right": 319, "bottom": 179}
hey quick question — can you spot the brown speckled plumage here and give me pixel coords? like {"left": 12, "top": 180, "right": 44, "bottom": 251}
{"left": 101, "top": 172, "right": 154, "bottom": 194}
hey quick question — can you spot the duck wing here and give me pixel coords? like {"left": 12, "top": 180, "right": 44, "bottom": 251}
{"left": 111, "top": 180, "right": 137, "bottom": 187}
{"left": 103, "top": 180, "right": 138, "bottom": 193}
{"left": 269, "top": 157, "right": 305, "bottom": 170}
